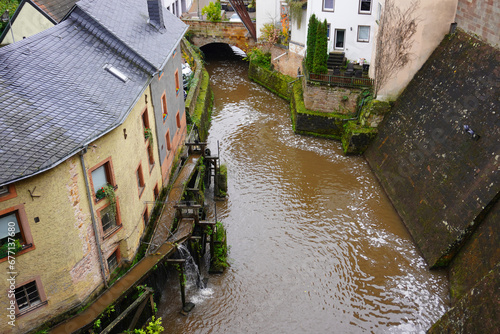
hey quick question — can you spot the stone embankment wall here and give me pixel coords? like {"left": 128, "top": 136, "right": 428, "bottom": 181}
{"left": 249, "top": 60, "right": 380, "bottom": 149}
{"left": 248, "top": 61, "right": 295, "bottom": 101}
{"left": 365, "top": 30, "right": 499, "bottom": 332}
{"left": 455, "top": 0, "right": 500, "bottom": 47}
{"left": 182, "top": 39, "right": 213, "bottom": 141}
{"left": 302, "top": 80, "right": 361, "bottom": 115}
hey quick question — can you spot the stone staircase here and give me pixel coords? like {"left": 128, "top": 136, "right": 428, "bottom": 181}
{"left": 327, "top": 52, "right": 345, "bottom": 70}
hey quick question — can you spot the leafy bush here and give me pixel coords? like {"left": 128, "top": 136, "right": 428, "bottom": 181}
{"left": 202, "top": 1, "right": 221, "bottom": 22}
{"left": 260, "top": 22, "right": 282, "bottom": 45}
{"left": 245, "top": 48, "right": 272, "bottom": 70}
{"left": 0, "top": 239, "right": 22, "bottom": 259}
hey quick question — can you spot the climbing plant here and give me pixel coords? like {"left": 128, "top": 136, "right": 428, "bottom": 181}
{"left": 144, "top": 128, "right": 153, "bottom": 146}
{"left": 312, "top": 19, "right": 328, "bottom": 74}
{"left": 373, "top": 0, "right": 420, "bottom": 96}
{"left": 305, "top": 14, "right": 318, "bottom": 72}
{"left": 286, "top": 0, "right": 306, "bottom": 29}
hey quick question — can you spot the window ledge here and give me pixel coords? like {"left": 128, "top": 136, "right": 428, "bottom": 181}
{"left": 16, "top": 300, "right": 48, "bottom": 318}
{"left": 0, "top": 243, "right": 35, "bottom": 263}
{"left": 103, "top": 225, "right": 122, "bottom": 240}
{"left": 95, "top": 185, "right": 119, "bottom": 204}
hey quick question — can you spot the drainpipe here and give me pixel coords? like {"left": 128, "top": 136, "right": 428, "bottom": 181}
{"left": 79, "top": 147, "right": 109, "bottom": 288}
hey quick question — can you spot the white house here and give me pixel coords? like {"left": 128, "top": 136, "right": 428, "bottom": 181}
{"left": 287, "top": 0, "right": 378, "bottom": 62}
{"left": 164, "top": 0, "right": 193, "bottom": 17}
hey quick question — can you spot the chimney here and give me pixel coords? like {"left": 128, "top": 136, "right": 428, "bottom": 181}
{"left": 147, "top": 0, "right": 165, "bottom": 30}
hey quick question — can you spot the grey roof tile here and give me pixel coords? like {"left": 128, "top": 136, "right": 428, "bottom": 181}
{"left": 0, "top": 0, "right": 186, "bottom": 186}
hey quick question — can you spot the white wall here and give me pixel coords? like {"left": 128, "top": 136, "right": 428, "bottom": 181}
{"left": 1, "top": 3, "right": 54, "bottom": 45}
{"left": 163, "top": 0, "right": 192, "bottom": 17}
{"left": 289, "top": 8, "right": 307, "bottom": 55}
{"left": 306, "top": 0, "right": 376, "bottom": 62}
{"left": 256, "top": 0, "right": 282, "bottom": 39}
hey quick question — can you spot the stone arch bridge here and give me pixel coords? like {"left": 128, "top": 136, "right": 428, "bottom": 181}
{"left": 182, "top": 19, "right": 257, "bottom": 53}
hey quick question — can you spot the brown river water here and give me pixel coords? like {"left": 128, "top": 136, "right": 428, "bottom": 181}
{"left": 158, "top": 58, "right": 449, "bottom": 334}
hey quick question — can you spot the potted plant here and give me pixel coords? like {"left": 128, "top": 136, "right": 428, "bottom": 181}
{"left": 144, "top": 127, "right": 153, "bottom": 146}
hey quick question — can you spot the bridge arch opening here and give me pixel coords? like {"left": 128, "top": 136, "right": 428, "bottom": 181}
{"left": 200, "top": 43, "right": 247, "bottom": 61}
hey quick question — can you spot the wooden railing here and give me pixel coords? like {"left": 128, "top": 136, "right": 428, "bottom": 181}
{"left": 309, "top": 72, "right": 374, "bottom": 88}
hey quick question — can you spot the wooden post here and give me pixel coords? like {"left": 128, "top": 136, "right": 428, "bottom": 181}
{"left": 179, "top": 264, "right": 186, "bottom": 308}
{"left": 166, "top": 259, "right": 187, "bottom": 308}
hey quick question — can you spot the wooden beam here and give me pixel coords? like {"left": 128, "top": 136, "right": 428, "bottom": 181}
{"left": 166, "top": 259, "right": 186, "bottom": 263}
{"left": 197, "top": 220, "right": 216, "bottom": 226}
{"left": 100, "top": 288, "right": 152, "bottom": 334}
{"left": 127, "top": 297, "right": 149, "bottom": 331}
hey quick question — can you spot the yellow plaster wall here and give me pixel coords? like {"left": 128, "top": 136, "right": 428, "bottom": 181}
{"left": 84, "top": 86, "right": 163, "bottom": 265}
{"left": 1, "top": 3, "right": 54, "bottom": 45}
{"left": 0, "top": 87, "right": 164, "bottom": 333}
{"left": 0, "top": 156, "right": 100, "bottom": 333}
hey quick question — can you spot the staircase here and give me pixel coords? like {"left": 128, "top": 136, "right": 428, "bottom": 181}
{"left": 327, "top": 52, "right": 345, "bottom": 70}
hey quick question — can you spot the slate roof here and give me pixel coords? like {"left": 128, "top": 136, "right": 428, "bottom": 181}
{"left": 0, "top": 0, "right": 188, "bottom": 186}
{"left": 32, "top": 0, "right": 78, "bottom": 22}
{"left": 77, "top": 0, "right": 187, "bottom": 70}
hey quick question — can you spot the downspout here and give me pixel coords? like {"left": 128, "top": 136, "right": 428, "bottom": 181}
{"left": 79, "top": 146, "right": 109, "bottom": 288}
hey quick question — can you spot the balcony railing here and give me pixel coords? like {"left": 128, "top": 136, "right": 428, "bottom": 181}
{"left": 308, "top": 72, "right": 374, "bottom": 88}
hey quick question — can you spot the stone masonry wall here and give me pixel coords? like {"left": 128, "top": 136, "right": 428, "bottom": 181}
{"left": 365, "top": 30, "right": 500, "bottom": 332}
{"left": 302, "top": 79, "right": 362, "bottom": 115}
{"left": 455, "top": 0, "right": 500, "bottom": 47}
{"left": 184, "top": 19, "right": 256, "bottom": 52}
{"left": 365, "top": 30, "right": 500, "bottom": 268}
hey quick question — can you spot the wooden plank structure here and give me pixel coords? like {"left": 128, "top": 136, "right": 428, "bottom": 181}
{"left": 228, "top": 0, "right": 256, "bottom": 40}
{"left": 100, "top": 287, "right": 154, "bottom": 334}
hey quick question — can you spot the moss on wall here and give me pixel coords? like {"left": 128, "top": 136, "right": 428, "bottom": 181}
{"left": 248, "top": 60, "right": 295, "bottom": 101}
{"left": 182, "top": 39, "right": 213, "bottom": 142}
{"left": 365, "top": 30, "right": 500, "bottom": 268}
{"left": 341, "top": 122, "right": 378, "bottom": 155}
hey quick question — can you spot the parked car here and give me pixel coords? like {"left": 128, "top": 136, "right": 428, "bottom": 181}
{"left": 229, "top": 13, "right": 241, "bottom": 22}
{"left": 182, "top": 63, "right": 192, "bottom": 100}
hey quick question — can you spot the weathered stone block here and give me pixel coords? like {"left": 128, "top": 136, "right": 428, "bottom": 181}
{"left": 365, "top": 31, "right": 500, "bottom": 268}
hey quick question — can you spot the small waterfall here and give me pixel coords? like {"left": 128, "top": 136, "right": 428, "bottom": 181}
{"left": 177, "top": 244, "right": 206, "bottom": 289}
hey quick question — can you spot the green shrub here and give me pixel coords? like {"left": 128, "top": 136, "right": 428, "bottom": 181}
{"left": 245, "top": 48, "right": 272, "bottom": 70}
{"left": 305, "top": 14, "right": 318, "bottom": 72}
{"left": 260, "top": 22, "right": 282, "bottom": 45}
{"left": 312, "top": 19, "right": 328, "bottom": 74}
{"left": 202, "top": 1, "right": 221, "bottom": 22}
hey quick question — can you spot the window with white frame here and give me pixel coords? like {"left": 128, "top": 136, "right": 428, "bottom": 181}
{"left": 357, "top": 26, "right": 370, "bottom": 42}
{"left": 323, "top": 0, "right": 334, "bottom": 12}
{"left": 359, "top": 0, "right": 372, "bottom": 14}
{"left": 327, "top": 23, "right": 331, "bottom": 40}
{"left": 335, "top": 29, "right": 345, "bottom": 49}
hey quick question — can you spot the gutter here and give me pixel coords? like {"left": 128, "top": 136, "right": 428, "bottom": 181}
{"left": 79, "top": 147, "right": 108, "bottom": 289}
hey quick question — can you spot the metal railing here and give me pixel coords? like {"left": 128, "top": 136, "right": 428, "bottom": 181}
{"left": 308, "top": 72, "right": 374, "bottom": 88}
